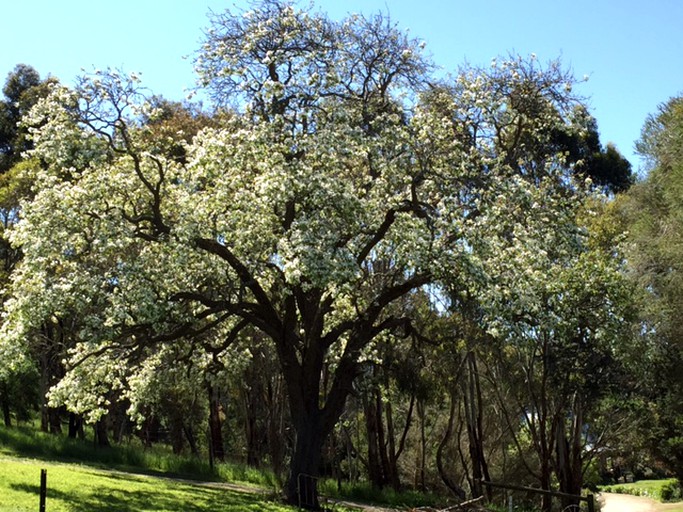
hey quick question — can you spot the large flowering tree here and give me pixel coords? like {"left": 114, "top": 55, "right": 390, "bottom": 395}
{"left": 1, "top": 1, "right": 611, "bottom": 507}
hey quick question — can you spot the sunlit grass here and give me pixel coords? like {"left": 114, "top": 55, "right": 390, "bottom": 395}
{"left": 0, "top": 422, "right": 448, "bottom": 510}
{"left": 0, "top": 422, "right": 278, "bottom": 490}
{"left": 0, "top": 455, "right": 295, "bottom": 512}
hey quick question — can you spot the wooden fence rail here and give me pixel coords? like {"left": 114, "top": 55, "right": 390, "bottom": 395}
{"left": 477, "top": 479, "right": 595, "bottom": 512}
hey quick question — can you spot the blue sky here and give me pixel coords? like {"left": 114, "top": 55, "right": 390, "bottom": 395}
{"left": 2, "top": 0, "right": 681, "bottom": 173}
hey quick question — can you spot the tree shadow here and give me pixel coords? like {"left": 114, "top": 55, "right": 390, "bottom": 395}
{"left": 10, "top": 479, "right": 292, "bottom": 511}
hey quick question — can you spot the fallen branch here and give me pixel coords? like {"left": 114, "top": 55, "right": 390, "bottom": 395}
{"left": 440, "top": 495, "right": 485, "bottom": 511}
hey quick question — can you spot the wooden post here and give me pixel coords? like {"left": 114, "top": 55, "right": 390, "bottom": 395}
{"left": 587, "top": 493, "right": 595, "bottom": 512}
{"left": 39, "top": 468, "right": 47, "bottom": 512}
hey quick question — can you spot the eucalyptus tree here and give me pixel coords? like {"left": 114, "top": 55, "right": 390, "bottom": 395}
{"left": 1, "top": 2, "right": 603, "bottom": 508}
{"left": 420, "top": 56, "right": 636, "bottom": 506}
{"left": 470, "top": 184, "right": 635, "bottom": 509}
{"left": 620, "top": 95, "right": 683, "bottom": 484}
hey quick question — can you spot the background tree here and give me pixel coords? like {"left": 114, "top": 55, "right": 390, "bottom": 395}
{"left": 0, "top": 65, "right": 57, "bottom": 428}
{"left": 556, "top": 105, "right": 633, "bottom": 193}
{"left": 618, "top": 95, "right": 683, "bottom": 484}
{"left": 0, "top": 64, "right": 57, "bottom": 174}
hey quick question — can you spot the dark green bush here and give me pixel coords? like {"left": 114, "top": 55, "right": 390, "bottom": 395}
{"left": 660, "top": 480, "right": 682, "bottom": 502}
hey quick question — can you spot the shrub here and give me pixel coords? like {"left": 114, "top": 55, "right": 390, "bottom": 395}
{"left": 661, "top": 481, "right": 682, "bottom": 502}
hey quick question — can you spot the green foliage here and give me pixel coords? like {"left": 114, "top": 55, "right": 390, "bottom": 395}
{"left": 0, "top": 64, "right": 55, "bottom": 174}
{"left": 619, "top": 94, "right": 683, "bottom": 483}
{"left": 318, "top": 478, "right": 444, "bottom": 509}
{"left": 601, "top": 479, "right": 681, "bottom": 501}
{"left": 661, "top": 480, "right": 683, "bottom": 502}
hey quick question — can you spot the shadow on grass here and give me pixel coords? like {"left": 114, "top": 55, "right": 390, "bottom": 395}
{"left": 0, "top": 424, "right": 220, "bottom": 483}
{"left": 10, "top": 480, "right": 290, "bottom": 512}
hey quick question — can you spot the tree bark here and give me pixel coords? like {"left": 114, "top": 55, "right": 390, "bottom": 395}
{"left": 555, "top": 395, "right": 584, "bottom": 509}
{"left": 68, "top": 412, "right": 84, "bottom": 439}
{"left": 95, "top": 417, "right": 110, "bottom": 447}
{"left": 462, "top": 352, "right": 490, "bottom": 499}
{"left": 207, "top": 383, "right": 225, "bottom": 462}
{"left": 437, "top": 393, "right": 467, "bottom": 500}
{"left": 285, "top": 412, "right": 326, "bottom": 510}
{"left": 184, "top": 425, "right": 199, "bottom": 456}
{"left": 0, "top": 382, "right": 11, "bottom": 427}
{"left": 363, "top": 388, "right": 385, "bottom": 488}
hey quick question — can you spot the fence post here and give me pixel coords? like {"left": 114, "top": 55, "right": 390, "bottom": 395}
{"left": 586, "top": 493, "right": 595, "bottom": 512}
{"left": 39, "top": 468, "right": 47, "bottom": 512}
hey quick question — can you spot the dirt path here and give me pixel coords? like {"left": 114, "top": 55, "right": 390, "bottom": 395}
{"left": 600, "top": 492, "right": 683, "bottom": 512}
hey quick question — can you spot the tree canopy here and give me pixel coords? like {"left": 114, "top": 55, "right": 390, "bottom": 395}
{"left": 618, "top": 95, "right": 683, "bottom": 482}
{"left": 0, "top": 1, "right": 652, "bottom": 508}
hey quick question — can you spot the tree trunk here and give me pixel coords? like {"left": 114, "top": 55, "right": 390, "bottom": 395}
{"left": 48, "top": 406, "right": 62, "bottom": 434}
{"left": 463, "top": 352, "right": 490, "bottom": 499}
{"left": 266, "top": 376, "right": 287, "bottom": 482}
{"left": 244, "top": 403, "right": 260, "bottom": 466}
{"left": 417, "top": 399, "right": 427, "bottom": 491}
{"left": 95, "top": 417, "right": 110, "bottom": 447}
{"left": 363, "top": 385, "right": 385, "bottom": 488}
{"left": 170, "top": 416, "right": 185, "bottom": 454}
{"left": 280, "top": 339, "right": 359, "bottom": 509}
{"left": 285, "top": 413, "right": 325, "bottom": 510}
{"left": 540, "top": 455, "right": 553, "bottom": 512}
{"left": 68, "top": 413, "right": 84, "bottom": 439}
{"left": 555, "top": 396, "right": 584, "bottom": 509}
{"left": 438, "top": 393, "right": 467, "bottom": 500}
{"left": 184, "top": 425, "right": 199, "bottom": 456}
{"left": 207, "top": 383, "right": 225, "bottom": 462}
{"left": 0, "top": 382, "right": 10, "bottom": 427}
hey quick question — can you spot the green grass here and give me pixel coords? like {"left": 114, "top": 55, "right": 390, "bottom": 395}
{"left": 319, "top": 478, "right": 446, "bottom": 509}
{"left": 0, "top": 455, "right": 296, "bottom": 512}
{"left": 0, "top": 423, "right": 279, "bottom": 490}
{"left": 0, "top": 422, "right": 486, "bottom": 511}
{"left": 0, "top": 424, "right": 361, "bottom": 511}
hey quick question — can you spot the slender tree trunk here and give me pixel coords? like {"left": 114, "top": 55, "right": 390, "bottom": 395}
{"left": 38, "top": 320, "right": 66, "bottom": 434}
{"left": 68, "top": 413, "right": 80, "bottom": 438}
{"left": 184, "top": 425, "right": 199, "bottom": 456}
{"left": 363, "top": 387, "right": 385, "bottom": 488}
{"left": 376, "top": 390, "right": 392, "bottom": 489}
{"left": 417, "top": 399, "right": 427, "bottom": 491}
{"left": 463, "top": 352, "right": 489, "bottom": 499}
{"left": 540, "top": 463, "right": 553, "bottom": 512}
{"left": 95, "top": 417, "right": 110, "bottom": 447}
{"left": 266, "top": 376, "right": 286, "bottom": 482}
{"left": 471, "top": 355, "right": 492, "bottom": 493}
{"left": 0, "top": 382, "right": 11, "bottom": 427}
{"left": 207, "top": 383, "right": 225, "bottom": 462}
{"left": 170, "top": 416, "right": 185, "bottom": 454}
{"left": 555, "top": 395, "right": 584, "bottom": 509}
{"left": 437, "top": 393, "right": 467, "bottom": 500}
{"left": 48, "top": 406, "right": 62, "bottom": 434}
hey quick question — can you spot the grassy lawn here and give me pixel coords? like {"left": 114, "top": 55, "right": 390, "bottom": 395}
{"left": 0, "top": 455, "right": 296, "bottom": 512}
{"left": 0, "top": 423, "right": 279, "bottom": 488}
